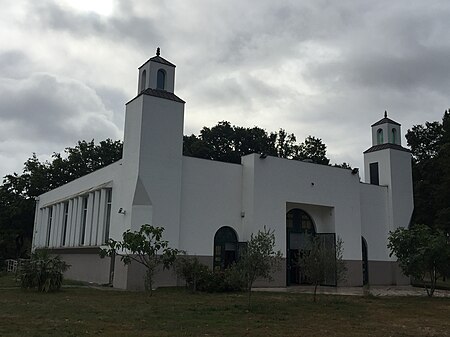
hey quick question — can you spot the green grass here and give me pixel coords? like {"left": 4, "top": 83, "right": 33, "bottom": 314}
{"left": 1, "top": 274, "right": 449, "bottom": 336}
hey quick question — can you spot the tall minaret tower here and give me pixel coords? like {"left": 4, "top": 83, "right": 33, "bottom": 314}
{"left": 363, "top": 111, "right": 413, "bottom": 231}
{"left": 115, "top": 49, "right": 185, "bottom": 253}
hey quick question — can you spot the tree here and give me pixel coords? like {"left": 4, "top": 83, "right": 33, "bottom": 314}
{"left": 183, "top": 121, "right": 330, "bottom": 165}
{"left": 100, "top": 225, "right": 179, "bottom": 295}
{"left": 234, "top": 227, "right": 282, "bottom": 309}
{"left": 388, "top": 224, "right": 450, "bottom": 297}
{"left": 406, "top": 110, "right": 450, "bottom": 234}
{"left": 294, "top": 135, "right": 330, "bottom": 165}
{"left": 298, "top": 236, "right": 346, "bottom": 302}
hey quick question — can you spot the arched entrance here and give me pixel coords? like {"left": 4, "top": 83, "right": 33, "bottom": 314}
{"left": 286, "top": 209, "right": 316, "bottom": 285}
{"left": 362, "top": 237, "right": 369, "bottom": 285}
{"left": 213, "top": 226, "right": 238, "bottom": 271}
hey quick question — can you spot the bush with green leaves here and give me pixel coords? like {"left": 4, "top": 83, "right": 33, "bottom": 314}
{"left": 100, "top": 224, "right": 179, "bottom": 294}
{"left": 175, "top": 255, "right": 210, "bottom": 292}
{"left": 388, "top": 224, "right": 450, "bottom": 297}
{"left": 19, "top": 250, "right": 70, "bottom": 292}
{"left": 196, "top": 267, "right": 245, "bottom": 293}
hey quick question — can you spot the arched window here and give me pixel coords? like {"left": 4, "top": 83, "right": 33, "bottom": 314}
{"left": 391, "top": 128, "right": 397, "bottom": 144}
{"left": 286, "top": 209, "right": 316, "bottom": 235}
{"left": 361, "top": 237, "right": 369, "bottom": 285}
{"left": 157, "top": 69, "right": 166, "bottom": 90}
{"left": 377, "top": 128, "right": 383, "bottom": 144}
{"left": 213, "top": 226, "right": 238, "bottom": 271}
{"left": 140, "top": 70, "right": 146, "bottom": 92}
{"left": 286, "top": 209, "right": 316, "bottom": 285}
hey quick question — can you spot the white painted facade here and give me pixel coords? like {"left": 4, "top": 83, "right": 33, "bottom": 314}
{"left": 32, "top": 52, "right": 414, "bottom": 289}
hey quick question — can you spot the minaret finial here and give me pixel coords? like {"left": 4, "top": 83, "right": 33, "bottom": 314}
{"left": 156, "top": 47, "right": 160, "bottom": 56}
{"left": 384, "top": 110, "right": 387, "bottom": 118}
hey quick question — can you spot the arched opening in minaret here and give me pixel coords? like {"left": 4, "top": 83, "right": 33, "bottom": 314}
{"left": 157, "top": 69, "right": 166, "bottom": 90}
{"left": 377, "top": 129, "right": 383, "bottom": 144}
{"left": 391, "top": 128, "right": 397, "bottom": 144}
{"left": 140, "top": 70, "right": 146, "bottom": 92}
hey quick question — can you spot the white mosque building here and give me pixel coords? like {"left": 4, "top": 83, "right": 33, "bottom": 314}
{"left": 32, "top": 51, "right": 413, "bottom": 290}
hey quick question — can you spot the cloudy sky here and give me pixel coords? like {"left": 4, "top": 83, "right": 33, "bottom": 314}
{"left": 1, "top": 0, "right": 449, "bottom": 180}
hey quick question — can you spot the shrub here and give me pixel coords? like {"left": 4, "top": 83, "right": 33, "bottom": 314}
{"left": 197, "top": 267, "right": 244, "bottom": 293}
{"left": 175, "top": 255, "right": 210, "bottom": 292}
{"left": 19, "top": 250, "right": 70, "bottom": 292}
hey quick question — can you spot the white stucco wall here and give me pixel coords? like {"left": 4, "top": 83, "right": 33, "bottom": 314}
{"left": 389, "top": 150, "right": 414, "bottom": 229}
{"left": 113, "top": 93, "right": 185, "bottom": 248}
{"left": 242, "top": 154, "right": 363, "bottom": 260}
{"left": 179, "top": 156, "right": 242, "bottom": 255}
{"left": 364, "top": 148, "right": 413, "bottom": 232}
{"left": 359, "top": 182, "right": 391, "bottom": 260}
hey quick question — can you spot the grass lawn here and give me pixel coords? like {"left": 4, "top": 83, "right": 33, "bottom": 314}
{"left": 1, "top": 274, "right": 449, "bottom": 336}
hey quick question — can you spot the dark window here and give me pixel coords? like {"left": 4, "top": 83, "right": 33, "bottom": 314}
{"left": 80, "top": 196, "right": 88, "bottom": 245}
{"left": 286, "top": 209, "right": 316, "bottom": 285}
{"left": 140, "top": 70, "right": 147, "bottom": 92}
{"left": 104, "top": 189, "right": 112, "bottom": 243}
{"left": 213, "top": 226, "right": 238, "bottom": 271}
{"left": 362, "top": 237, "right": 369, "bottom": 285}
{"left": 369, "top": 162, "right": 379, "bottom": 185}
{"left": 62, "top": 202, "right": 69, "bottom": 246}
{"left": 46, "top": 207, "right": 53, "bottom": 247}
{"left": 157, "top": 69, "right": 166, "bottom": 90}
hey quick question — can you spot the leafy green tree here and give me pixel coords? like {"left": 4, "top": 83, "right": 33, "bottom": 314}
{"left": 388, "top": 224, "right": 450, "bottom": 297}
{"left": 298, "top": 236, "right": 346, "bottom": 302}
{"left": 183, "top": 121, "right": 330, "bottom": 165}
{"left": 294, "top": 136, "right": 330, "bottom": 165}
{"left": 406, "top": 110, "right": 450, "bottom": 233}
{"left": 234, "top": 227, "right": 282, "bottom": 309}
{"left": 100, "top": 225, "right": 179, "bottom": 295}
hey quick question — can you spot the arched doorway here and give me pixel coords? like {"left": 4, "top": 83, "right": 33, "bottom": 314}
{"left": 362, "top": 237, "right": 369, "bottom": 285}
{"left": 213, "top": 226, "right": 238, "bottom": 271}
{"left": 286, "top": 209, "right": 316, "bottom": 285}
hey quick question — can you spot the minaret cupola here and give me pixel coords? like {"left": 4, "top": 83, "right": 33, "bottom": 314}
{"left": 370, "top": 111, "right": 402, "bottom": 146}
{"left": 137, "top": 47, "right": 176, "bottom": 94}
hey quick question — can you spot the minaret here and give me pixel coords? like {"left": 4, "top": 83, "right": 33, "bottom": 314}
{"left": 363, "top": 111, "right": 413, "bottom": 231}
{"left": 116, "top": 49, "right": 185, "bottom": 250}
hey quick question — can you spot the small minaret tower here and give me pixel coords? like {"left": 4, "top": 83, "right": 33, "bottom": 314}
{"left": 363, "top": 111, "right": 413, "bottom": 231}
{"left": 116, "top": 49, "right": 185, "bottom": 253}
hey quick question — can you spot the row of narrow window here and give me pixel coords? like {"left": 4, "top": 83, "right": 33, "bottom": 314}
{"left": 43, "top": 188, "right": 112, "bottom": 248}
{"left": 377, "top": 128, "right": 397, "bottom": 145}
{"left": 140, "top": 69, "right": 166, "bottom": 92}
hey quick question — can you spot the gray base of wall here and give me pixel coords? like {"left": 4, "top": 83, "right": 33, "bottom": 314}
{"left": 341, "top": 260, "right": 364, "bottom": 286}
{"left": 368, "top": 260, "right": 410, "bottom": 285}
{"left": 46, "top": 249, "right": 410, "bottom": 290}
{"left": 47, "top": 248, "right": 111, "bottom": 285}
